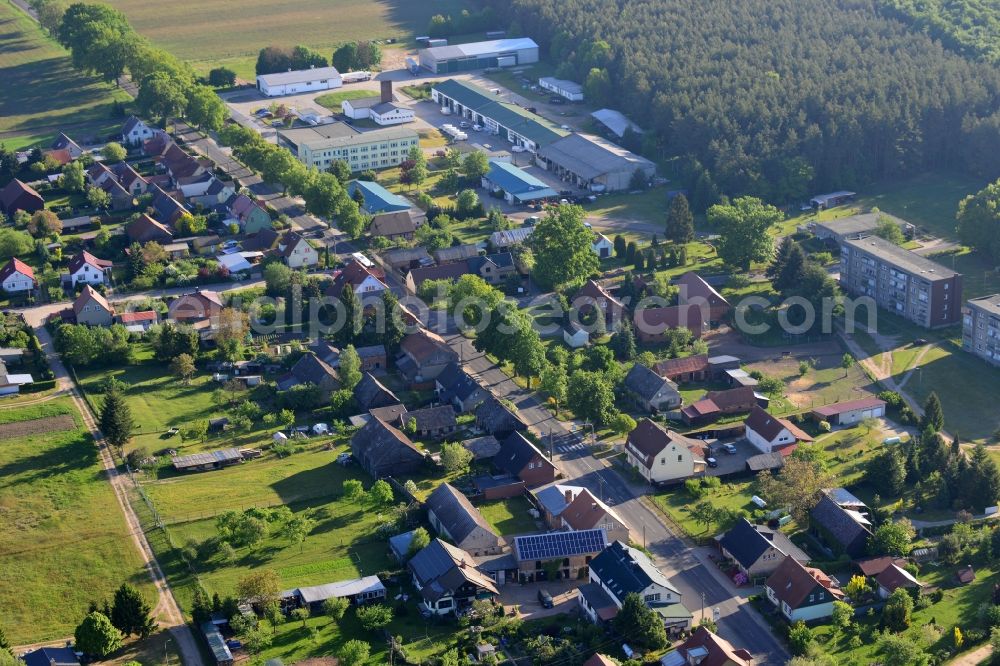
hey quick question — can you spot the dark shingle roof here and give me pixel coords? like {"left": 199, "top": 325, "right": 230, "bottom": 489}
{"left": 495, "top": 431, "right": 550, "bottom": 477}
{"left": 426, "top": 483, "right": 497, "bottom": 544}
{"left": 589, "top": 541, "right": 678, "bottom": 600}
{"left": 624, "top": 364, "right": 679, "bottom": 402}
{"left": 436, "top": 362, "right": 483, "bottom": 402}
{"left": 403, "top": 405, "right": 456, "bottom": 431}
{"left": 278, "top": 352, "right": 338, "bottom": 389}
{"left": 22, "top": 648, "right": 79, "bottom": 666}
{"left": 407, "top": 538, "right": 498, "bottom": 602}
{"left": 810, "top": 495, "right": 872, "bottom": 550}
{"left": 475, "top": 392, "right": 528, "bottom": 435}
{"left": 719, "top": 518, "right": 783, "bottom": 569}
{"left": 354, "top": 372, "right": 400, "bottom": 410}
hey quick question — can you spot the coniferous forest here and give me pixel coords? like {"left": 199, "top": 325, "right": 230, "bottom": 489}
{"left": 485, "top": 0, "right": 1000, "bottom": 204}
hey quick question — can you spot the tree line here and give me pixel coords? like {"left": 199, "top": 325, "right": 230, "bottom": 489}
{"left": 255, "top": 41, "right": 382, "bottom": 76}
{"left": 485, "top": 0, "right": 1000, "bottom": 205}
{"left": 35, "top": 1, "right": 228, "bottom": 130}
{"left": 879, "top": 0, "right": 1000, "bottom": 64}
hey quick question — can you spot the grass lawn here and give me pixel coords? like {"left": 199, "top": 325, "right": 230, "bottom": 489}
{"left": 812, "top": 561, "right": 1000, "bottom": 664}
{"left": 0, "top": 2, "right": 131, "bottom": 143}
{"left": 477, "top": 496, "right": 540, "bottom": 536}
{"left": 0, "top": 399, "right": 156, "bottom": 644}
{"left": 651, "top": 480, "right": 756, "bottom": 539}
{"left": 314, "top": 89, "right": 378, "bottom": 111}
{"left": 103, "top": 0, "right": 471, "bottom": 79}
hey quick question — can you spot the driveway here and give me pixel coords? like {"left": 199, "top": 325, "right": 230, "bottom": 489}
{"left": 499, "top": 579, "right": 583, "bottom": 619}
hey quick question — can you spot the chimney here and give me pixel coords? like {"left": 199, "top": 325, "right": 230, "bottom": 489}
{"left": 564, "top": 488, "right": 573, "bottom": 503}
{"left": 381, "top": 80, "right": 393, "bottom": 104}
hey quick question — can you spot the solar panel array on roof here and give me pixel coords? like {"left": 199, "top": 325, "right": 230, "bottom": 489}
{"left": 513, "top": 528, "right": 607, "bottom": 561}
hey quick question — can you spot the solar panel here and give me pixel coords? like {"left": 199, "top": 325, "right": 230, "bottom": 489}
{"left": 514, "top": 529, "right": 607, "bottom": 561}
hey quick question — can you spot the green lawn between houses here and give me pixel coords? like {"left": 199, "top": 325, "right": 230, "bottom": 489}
{"left": 0, "top": 399, "right": 155, "bottom": 644}
{"left": 313, "top": 89, "right": 379, "bottom": 111}
{"left": 478, "top": 495, "right": 541, "bottom": 536}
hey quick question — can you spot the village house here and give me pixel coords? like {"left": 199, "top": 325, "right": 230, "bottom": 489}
{"left": 353, "top": 372, "right": 401, "bottom": 411}
{"left": 592, "top": 233, "right": 613, "bottom": 259}
{"left": 622, "top": 363, "right": 681, "bottom": 414}
{"left": 396, "top": 329, "right": 459, "bottom": 387}
{"left": 874, "top": 563, "right": 923, "bottom": 599}
{"left": 370, "top": 209, "right": 420, "bottom": 241}
{"left": 49, "top": 132, "right": 84, "bottom": 161}
{"left": 462, "top": 435, "right": 501, "bottom": 461}
{"left": 435, "top": 362, "right": 487, "bottom": 413}
{"left": 399, "top": 405, "right": 457, "bottom": 440}
{"left": 580, "top": 541, "right": 691, "bottom": 633}
{"left": 168, "top": 289, "right": 224, "bottom": 323}
{"left": 122, "top": 116, "right": 156, "bottom": 146}
{"left": 350, "top": 416, "right": 425, "bottom": 479}
{"left": 563, "top": 322, "right": 589, "bottom": 348}
{"left": 0, "top": 179, "right": 44, "bottom": 217}
{"left": 676, "top": 272, "right": 731, "bottom": 324}
{"left": 810, "top": 397, "right": 887, "bottom": 427}
{"left": 327, "top": 259, "right": 388, "bottom": 299}
{"left": 433, "top": 244, "right": 480, "bottom": 264}
{"left": 72, "top": 285, "right": 114, "bottom": 326}
{"left": 276, "top": 231, "right": 318, "bottom": 268}
{"left": 534, "top": 483, "right": 630, "bottom": 543}
{"left": 718, "top": 518, "right": 809, "bottom": 583}
{"left": 126, "top": 213, "right": 173, "bottom": 244}
{"left": 382, "top": 247, "right": 433, "bottom": 273}
{"left": 625, "top": 419, "right": 706, "bottom": 484}
{"left": 583, "top": 655, "right": 617, "bottom": 666}
{"left": 227, "top": 194, "right": 273, "bottom": 235}
{"left": 408, "top": 538, "right": 499, "bottom": 615}
{"left": 744, "top": 406, "right": 813, "bottom": 455}
{"left": 405, "top": 261, "right": 469, "bottom": 293}
{"left": 468, "top": 252, "right": 518, "bottom": 286}
{"left": 276, "top": 352, "right": 340, "bottom": 396}
{"left": 513, "top": 529, "right": 608, "bottom": 582}
{"left": 764, "top": 555, "right": 844, "bottom": 622}
{"left": 633, "top": 304, "right": 705, "bottom": 343}
{"left": 572, "top": 279, "right": 625, "bottom": 330}
{"left": 661, "top": 627, "right": 753, "bottom": 666}
{"left": 63, "top": 251, "right": 113, "bottom": 288}
{"left": 809, "top": 489, "right": 873, "bottom": 559}
{"left": 426, "top": 483, "right": 503, "bottom": 556}
{"left": 356, "top": 344, "right": 387, "bottom": 371}
{"left": 0, "top": 258, "right": 37, "bottom": 294}
{"left": 21, "top": 647, "right": 80, "bottom": 666}
{"left": 493, "top": 431, "right": 557, "bottom": 488}
{"left": 149, "top": 184, "right": 189, "bottom": 226}
{"left": 475, "top": 392, "right": 529, "bottom": 438}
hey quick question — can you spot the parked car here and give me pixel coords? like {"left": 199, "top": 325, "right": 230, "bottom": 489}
{"left": 526, "top": 106, "right": 538, "bottom": 113}
{"left": 537, "top": 589, "right": 554, "bottom": 608}
{"left": 459, "top": 121, "right": 470, "bottom": 129}
{"left": 707, "top": 457, "right": 718, "bottom": 468}
{"left": 472, "top": 124, "right": 483, "bottom": 132}
{"left": 722, "top": 443, "right": 737, "bottom": 454}
{"left": 511, "top": 145, "right": 526, "bottom": 153}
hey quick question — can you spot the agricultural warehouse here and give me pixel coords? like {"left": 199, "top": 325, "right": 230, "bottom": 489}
{"left": 419, "top": 37, "right": 539, "bottom": 73}
{"left": 536, "top": 133, "right": 656, "bottom": 192}
{"left": 256, "top": 65, "right": 343, "bottom": 97}
{"left": 431, "top": 79, "right": 567, "bottom": 152}
{"left": 279, "top": 124, "right": 419, "bottom": 172}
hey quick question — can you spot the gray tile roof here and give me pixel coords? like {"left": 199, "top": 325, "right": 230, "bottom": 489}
{"left": 624, "top": 364, "right": 679, "bottom": 402}
{"left": 407, "top": 538, "right": 498, "bottom": 602}
{"left": 426, "top": 483, "right": 498, "bottom": 545}
{"left": 354, "top": 372, "right": 400, "bottom": 410}
{"left": 810, "top": 495, "right": 872, "bottom": 553}
{"left": 719, "top": 518, "right": 785, "bottom": 569}
{"left": 590, "top": 541, "right": 678, "bottom": 601}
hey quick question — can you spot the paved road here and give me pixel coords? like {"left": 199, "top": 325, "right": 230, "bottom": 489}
{"left": 443, "top": 331, "right": 789, "bottom": 663}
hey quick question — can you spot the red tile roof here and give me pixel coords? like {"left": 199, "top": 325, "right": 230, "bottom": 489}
{"left": 117, "top": 310, "right": 158, "bottom": 323}
{"left": 654, "top": 354, "right": 709, "bottom": 378}
{"left": 634, "top": 304, "right": 705, "bottom": 338}
{"left": 626, "top": 418, "right": 705, "bottom": 468}
{"left": 766, "top": 556, "right": 843, "bottom": 609}
{"left": 67, "top": 251, "right": 113, "bottom": 275}
{"left": 745, "top": 405, "right": 813, "bottom": 443}
{"left": 674, "top": 626, "right": 753, "bottom": 666}
{"left": 72, "top": 285, "right": 112, "bottom": 316}
{"left": 0, "top": 257, "right": 36, "bottom": 283}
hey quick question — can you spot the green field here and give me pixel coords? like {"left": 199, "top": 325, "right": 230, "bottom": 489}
{"left": 103, "top": 0, "right": 470, "bottom": 79}
{"left": 0, "top": 399, "right": 155, "bottom": 644}
{"left": 0, "top": 1, "right": 130, "bottom": 147}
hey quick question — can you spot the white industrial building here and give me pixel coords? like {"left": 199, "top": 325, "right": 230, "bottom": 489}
{"left": 538, "top": 77, "right": 584, "bottom": 101}
{"left": 341, "top": 81, "right": 415, "bottom": 126}
{"left": 419, "top": 38, "right": 539, "bottom": 73}
{"left": 257, "top": 66, "right": 343, "bottom": 97}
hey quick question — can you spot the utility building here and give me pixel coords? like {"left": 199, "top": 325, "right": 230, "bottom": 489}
{"left": 256, "top": 66, "right": 342, "bottom": 97}
{"left": 419, "top": 38, "right": 538, "bottom": 73}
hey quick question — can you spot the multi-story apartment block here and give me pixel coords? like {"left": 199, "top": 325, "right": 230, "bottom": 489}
{"left": 839, "top": 236, "right": 962, "bottom": 328}
{"left": 278, "top": 123, "right": 419, "bottom": 172}
{"left": 963, "top": 294, "right": 1000, "bottom": 366}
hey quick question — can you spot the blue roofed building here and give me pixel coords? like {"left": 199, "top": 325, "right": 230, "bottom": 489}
{"left": 481, "top": 160, "right": 558, "bottom": 205}
{"left": 347, "top": 180, "right": 412, "bottom": 214}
